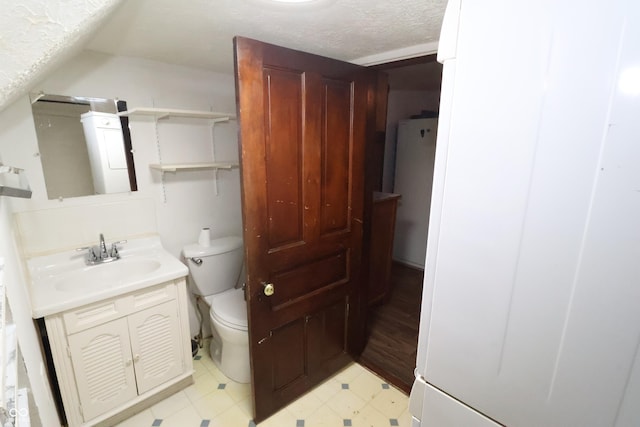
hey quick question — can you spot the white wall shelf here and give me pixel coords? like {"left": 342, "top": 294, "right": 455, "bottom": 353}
{"left": 149, "top": 162, "right": 238, "bottom": 172}
{"left": 122, "top": 105, "right": 237, "bottom": 202}
{"left": 0, "top": 164, "right": 32, "bottom": 199}
{"left": 118, "top": 107, "right": 235, "bottom": 121}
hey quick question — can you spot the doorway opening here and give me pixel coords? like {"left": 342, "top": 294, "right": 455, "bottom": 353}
{"left": 359, "top": 54, "right": 443, "bottom": 393}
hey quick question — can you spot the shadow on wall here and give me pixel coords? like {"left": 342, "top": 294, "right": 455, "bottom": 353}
{"left": 392, "top": 219, "right": 414, "bottom": 260}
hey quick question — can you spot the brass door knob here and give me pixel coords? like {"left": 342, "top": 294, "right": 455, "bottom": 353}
{"left": 262, "top": 282, "right": 275, "bottom": 296}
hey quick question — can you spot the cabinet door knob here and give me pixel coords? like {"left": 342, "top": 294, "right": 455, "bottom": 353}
{"left": 126, "top": 358, "right": 132, "bottom": 366}
{"left": 134, "top": 354, "right": 140, "bottom": 362}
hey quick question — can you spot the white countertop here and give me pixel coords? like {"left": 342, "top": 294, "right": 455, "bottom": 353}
{"left": 28, "top": 236, "right": 188, "bottom": 318}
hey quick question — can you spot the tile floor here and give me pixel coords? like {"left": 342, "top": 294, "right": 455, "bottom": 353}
{"left": 115, "top": 341, "right": 411, "bottom": 427}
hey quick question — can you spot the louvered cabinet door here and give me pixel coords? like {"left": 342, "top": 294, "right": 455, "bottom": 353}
{"left": 67, "top": 317, "right": 137, "bottom": 421}
{"left": 128, "top": 300, "right": 183, "bottom": 394}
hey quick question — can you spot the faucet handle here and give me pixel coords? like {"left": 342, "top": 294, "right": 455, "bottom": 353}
{"left": 75, "top": 245, "right": 98, "bottom": 263}
{"left": 110, "top": 240, "right": 127, "bottom": 257}
{"left": 88, "top": 247, "right": 98, "bottom": 261}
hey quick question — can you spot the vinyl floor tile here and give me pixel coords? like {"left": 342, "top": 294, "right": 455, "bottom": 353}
{"left": 116, "top": 341, "right": 410, "bottom": 427}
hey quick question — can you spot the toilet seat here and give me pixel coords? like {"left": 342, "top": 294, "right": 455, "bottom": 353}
{"left": 207, "top": 288, "right": 247, "bottom": 331}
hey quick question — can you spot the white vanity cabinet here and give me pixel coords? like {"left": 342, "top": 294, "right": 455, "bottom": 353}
{"left": 44, "top": 279, "right": 193, "bottom": 427}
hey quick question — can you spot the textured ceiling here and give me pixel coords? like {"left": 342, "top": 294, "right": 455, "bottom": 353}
{"left": 0, "top": 0, "right": 123, "bottom": 111}
{"left": 86, "top": 0, "right": 448, "bottom": 73}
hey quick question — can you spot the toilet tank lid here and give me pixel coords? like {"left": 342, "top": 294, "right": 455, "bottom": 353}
{"left": 183, "top": 236, "right": 243, "bottom": 258}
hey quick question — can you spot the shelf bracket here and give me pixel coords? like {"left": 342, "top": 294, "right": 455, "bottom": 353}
{"left": 152, "top": 117, "right": 168, "bottom": 203}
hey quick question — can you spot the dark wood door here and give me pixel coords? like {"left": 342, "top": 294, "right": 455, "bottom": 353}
{"left": 234, "top": 36, "right": 382, "bottom": 422}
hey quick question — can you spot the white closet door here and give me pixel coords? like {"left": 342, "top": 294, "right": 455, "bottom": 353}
{"left": 128, "top": 300, "right": 183, "bottom": 394}
{"left": 67, "top": 317, "right": 137, "bottom": 421}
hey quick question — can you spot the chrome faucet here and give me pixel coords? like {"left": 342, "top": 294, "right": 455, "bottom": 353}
{"left": 99, "top": 233, "right": 108, "bottom": 258}
{"left": 77, "top": 234, "right": 127, "bottom": 265}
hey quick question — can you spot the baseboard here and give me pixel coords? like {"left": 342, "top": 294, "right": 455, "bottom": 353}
{"left": 392, "top": 259, "right": 425, "bottom": 271}
{"left": 358, "top": 357, "right": 411, "bottom": 395}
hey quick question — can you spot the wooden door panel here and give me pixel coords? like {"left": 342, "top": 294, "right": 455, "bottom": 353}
{"left": 235, "top": 36, "right": 382, "bottom": 422}
{"left": 307, "top": 299, "right": 348, "bottom": 371}
{"left": 263, "top": 67, "right": 304, "bottom": 249}
{"left": 320, "top": 79, "right": 353, "bottom": 236}
{"left": 254, "top": 300, "right": 349, "bottom": 412}
{"left": 269, "top": 250, "right": 349, "bottom": 311}
{"left": 265, "top": 287, "right": 351, "bottom": 335}
{"left": 271, "top": 319, "right": 306, "bottom": 390}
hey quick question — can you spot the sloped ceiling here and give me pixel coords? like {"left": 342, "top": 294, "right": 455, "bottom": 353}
{"left": 86, "top": 0, "right": 447, "bottom": 73}
{"left": 0, "top": 0, "right": 447, "bottom": 111}
{"left": 0, "top": 0, "right": 124, "bottom": 111}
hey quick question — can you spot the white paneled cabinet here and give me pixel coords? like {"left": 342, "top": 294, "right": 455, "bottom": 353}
{"left": 45, "top": 280, "right": 193, "bottom": 426}
{"left": 128, "top": 300, "right": 183, "bottom": 394}
{"left": 67, "top": 317, "right": 137, "bottom": 421}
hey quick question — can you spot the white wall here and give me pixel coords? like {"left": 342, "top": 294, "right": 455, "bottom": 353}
{"left": 382, "top": 89, "right": 440, "bottom": 193}
{"left": 392, "top": 118, "right": 438, "bottom": 269}
{"left": 0, "top": 50, "right": 242, "bottom": 424}
{"left": 2, "top": 51, "right": 242, "bottom": 253}
{"left": 0, "top": 95, "right": 61, "bottom": 426}
{"left": 0, "top": 197, "right": 60, "bottom": 426}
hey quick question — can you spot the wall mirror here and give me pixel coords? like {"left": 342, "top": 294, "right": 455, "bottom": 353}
{"left": 30, "top": 93, "right": 137, "bottom": 200}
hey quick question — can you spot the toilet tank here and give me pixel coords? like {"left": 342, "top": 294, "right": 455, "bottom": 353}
{"left": 183, "top": 236, "right": 243, "bottom": 297}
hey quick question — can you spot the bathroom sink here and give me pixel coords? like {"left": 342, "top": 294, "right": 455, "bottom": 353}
{"left": 28, "top": 236, "right": 189, "bottom": 318}
{"left": 54, "top": 258, "right": 162, "bottom": 292}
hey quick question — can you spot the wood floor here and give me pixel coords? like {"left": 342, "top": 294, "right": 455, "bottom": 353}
{"left": 359, "top": 262, "right": 424, "bottom": 394}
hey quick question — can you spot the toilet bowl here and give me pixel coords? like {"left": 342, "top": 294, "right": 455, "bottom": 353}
{"left": 206, "top": 288, "right": 249, "bottom": 383}
{"left": 183, "top": 236, "right": 250, "bottom": 383}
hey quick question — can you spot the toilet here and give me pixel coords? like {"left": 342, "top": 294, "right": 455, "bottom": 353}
{"left": 182, "top": 236, "right": 249, "bottom": 383}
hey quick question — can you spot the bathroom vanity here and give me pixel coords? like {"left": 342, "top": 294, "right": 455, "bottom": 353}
{"left": 29, "top": 236, "right": 193, "bottom": 427}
